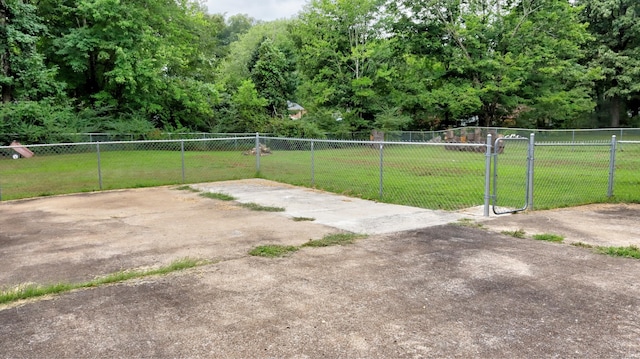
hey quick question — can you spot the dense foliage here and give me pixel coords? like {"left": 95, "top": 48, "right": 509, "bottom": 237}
{"left": 1, "top": 0, "right": 638, "bottom": 143}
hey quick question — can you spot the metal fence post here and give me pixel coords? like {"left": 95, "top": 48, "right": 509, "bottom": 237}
{"left": 379, "top": 142, "right": 384, "bottom": 200}
{"left": 96, "top": 142, "right": 103, "bottom": 190}
{"left": 255, "top": 132, "right": 260, "bottom": 173}
{"left": 311, "top": 140, "right": 315, "bottom": 186}
{"left": 608, "top": 135, "right": 617, "bottom": 198}
{"left": 484, "top": 134, "right": 492, "bottom": 217}
{"left": 527, "top": 133, "right": 535, "bottom": 210}
{"left": 181, "top": 140, "right": 186, "bottom": 183}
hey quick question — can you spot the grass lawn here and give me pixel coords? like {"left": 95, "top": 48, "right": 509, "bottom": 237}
{"left": 1, "top": 141, "right": 638, "bottom": 210}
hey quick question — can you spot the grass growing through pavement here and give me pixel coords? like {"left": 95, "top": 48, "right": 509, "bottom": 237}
{"left": 0, "top": 258, "right": 209, "bottom": 305}
{"left": 249, "top": 233, "right": 365, "bottom": 258}
{"left": 176, "top": 185, "right": 200, "bottom": 192}
{"left": 238, "top": 202, "right": 285, "bottom": 212}
{"left": 248, "top": 245, "right": 299, "bottom": 257}
{"left": 571, "top": 242, "right": 640, "bottom": 259}
{"left": 292, "top": 217, "right": 315, "bottom": 222}
{"left": 532, "top": 233, "right": 565, "bottom": 242}
{"left": 596, "top": 245, "right": 640, "bottom": 259}
{"left": 453, "top": 218, "right": 485, "bottom": 229}
{"left": 180, "top": 187, "right": 281, "bottom": 210}
{"left": 501, "top": 229, "right": 526, "bottom": 238}
{"left": 301, "top": 233, "right": 366, "bottom": 247}
{"left": 200, "top": 192, "right": 236, "bottom": 201}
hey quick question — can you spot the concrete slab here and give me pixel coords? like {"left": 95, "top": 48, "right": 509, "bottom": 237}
{"left": 193, "top": 179, "right": 466, "bottom": 235}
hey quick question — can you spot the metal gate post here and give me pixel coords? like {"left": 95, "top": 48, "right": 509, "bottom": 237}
{"left": 96, "top": 142, "right": 103, "bottom": 190}
{"left": 527, "top": 133, "right": 535, "bottom": 210}
{"left": 608, "top": 135, "right": 617, "bottom": 198}
{"left": 311, "top": 140, "right": 315, "bottom": 186}
{"left": 379, "top": 142, "right": 384, "bottom": 200}
{"left": 181, "top": 140, "right": 186, "bottom": 183}
{"left": 255, "top": 132, "right": 260, "bottom": 173}
{"left": 484, "top": 134, "right": 492, "bottom": 217}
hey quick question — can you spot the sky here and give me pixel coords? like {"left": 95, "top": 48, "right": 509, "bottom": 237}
{"left": 204, "top": 0, "right": 309, "bottom": 22}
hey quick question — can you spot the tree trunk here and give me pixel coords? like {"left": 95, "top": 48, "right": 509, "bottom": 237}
{"left": 610, "top": 96, "right": 621, "bottom": 127}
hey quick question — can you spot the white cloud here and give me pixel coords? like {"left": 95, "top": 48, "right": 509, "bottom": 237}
{"left": 204, "top": 0, "right": 308, "bottom": 21}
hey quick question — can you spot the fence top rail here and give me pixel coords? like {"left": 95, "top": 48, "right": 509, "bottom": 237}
{"left": 0, "top": 137, "right": 256, "bottom": 149}
{"left": 534, "top": 141, "right": 613, "bottom": 147}
{"left": 619, "top": 140, "right": 640, "bottom": 144}
{"left": 262, "top": 136, "right": 488, "bottom": 147}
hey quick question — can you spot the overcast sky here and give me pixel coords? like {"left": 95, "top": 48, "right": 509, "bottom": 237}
{"left": 204, "top": 0, "right": 308, "bottom": 21}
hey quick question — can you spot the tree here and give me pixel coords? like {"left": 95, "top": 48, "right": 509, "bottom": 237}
{"left": 250, "top": 38, "right": 293, "bottom": 117}
{"left": 216, "top": 20, "right": 295, "bottom": 91}
{"left": 578, "top": 0, "right": 640, "bottom": 127}
{"left": 293, "top": 0, "right": 389, "bottom": 130}
{"left": 0, "top": 0, "right": 63, "bottom": 103}
{"left": 388, "top": 0, "right": 598, "bottom": 128}
{"left": 38, "top": 0, "right": 223, "bottom": 130}
{"left": 232, "top": 79, "right": 269, "bottom": 132}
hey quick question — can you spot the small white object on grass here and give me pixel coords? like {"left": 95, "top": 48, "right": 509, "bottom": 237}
{"left": 12, "top": 154, "right": 19, "bottom": 160}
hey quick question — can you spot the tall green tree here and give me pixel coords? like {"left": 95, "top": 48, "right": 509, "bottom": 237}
{"left": 0, "top": 0, "right": 63, "bottom": 103}
{"left": 388, "top": 0, "right": 598, "bottom": 128}
{"left": 38, "top": 0, "right": 221, "bottom": 130}
{"left": 250, "top": 38, "right": 293, "bottom": 117}
{"left": 293, "top": 0, "right": 389, "bottom": 130}
{"left": 578, "top": 0, "right": 640, "bottom": 127}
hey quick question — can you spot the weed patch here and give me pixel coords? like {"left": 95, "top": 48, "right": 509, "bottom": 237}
{"left": 0, "top": 258, "right": 209, "bottom": 305}
{"left": 571, "top": 242, "right": 640, "bottom": 259}
{"left": 249, "top": 233, "right": 367, "bottom": 258}
{"left": 292, "top": 217, "right": 315, "bottom": 222}
{"left": 596, "top": 245, "right": 640, "bottom": 259}
{"left": 532, "top": 233, "right": 564, "bottom": 243}
{"left": 200, "top": 192, "right": 236, "bottom": 201}
{"left": 501, "top": 229, "right": 526, "bottom": 238}
{"left": 239, "top": 202, "right": 285, "bottom": 212}
{"left": 454, "top": 218, "right": 485, "bottom": 229}
{"left": 176, "top": 185, "right": 200, "bottom": 192}
{"left": 249, "top": 245, "right": 299, "bottom": 257}
{"left": 302, "top": 233, "right": 365, "bottom": 248}
{"left": 571, "top": 242, "right": 594, "bottom": 248}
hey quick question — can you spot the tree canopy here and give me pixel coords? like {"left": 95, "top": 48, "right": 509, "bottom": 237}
{"left": 1, "top": 0, "right": 638, "bottom": 144}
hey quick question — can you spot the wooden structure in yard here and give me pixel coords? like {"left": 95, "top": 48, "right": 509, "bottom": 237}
{"left": 444, "top": 128, "right": 504, "bottom": 153}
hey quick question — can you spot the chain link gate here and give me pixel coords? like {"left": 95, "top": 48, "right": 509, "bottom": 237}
{"left": 492, "top": 134, "right": 535, "bottom": 215}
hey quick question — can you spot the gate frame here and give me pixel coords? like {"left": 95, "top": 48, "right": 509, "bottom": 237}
{"left": 492, "top": 133, "right": 535, "bottom": 215}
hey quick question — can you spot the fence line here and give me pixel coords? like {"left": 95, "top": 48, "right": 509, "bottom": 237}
{"left": 3, "top": 127, "right": 640, "bottom": 145}
{"left": 1, "top": 134, "right": 638, "bottom": 214}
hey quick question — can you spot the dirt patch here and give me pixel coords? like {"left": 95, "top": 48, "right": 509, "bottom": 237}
{"left": 1, "top": 187, "right": 640, "bottom": 357}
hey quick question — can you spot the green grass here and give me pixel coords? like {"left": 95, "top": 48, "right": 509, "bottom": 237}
{"left": 176, "top": 185, "right": 200, "bottom": 192}
{"left": 301, "top": 233, "right": 365, "bottom": 247}
{"left": 596, "top": 245, "right": 640, "bottom": 259}
{"left": 571, "top": 242, "right": 594, "bottom": 248}
{"left": 1, "top": 143, "right": 639, "bottom": 211}
{"left": 200, "top": 192, "right": 236, "bottom": 201}
{"left": 292, "top": 217, "right": 315, "bottom": 221}
{"left": 0, "top": 257, "right": 209, "bottom": 305}
{"left": 238, "top": 202, "right": 285, "bottom": 212}
{"left": 532, "top": 233, "right": 565, "bottom": 242}
{"left": 248, "top": 245, "right": 299, "bottom": 257}
{"left": 571, "top": 242, "right": 640, "bottom": 259}
{"left": 249, "top": 233, "right": 366, "bottom": 258}
{"left": 501, "top": 229, "right": 526, "bottom": 238}
{"left": 453, "top": 218, "right": 485, "bottom": 229}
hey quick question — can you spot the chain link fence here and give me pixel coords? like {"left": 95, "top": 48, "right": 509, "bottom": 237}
{"left": 1, "top": 134, "right": 638, "bottom": 213}
{"left": 328, "top": 127, "right": 640, "bottom": 143}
